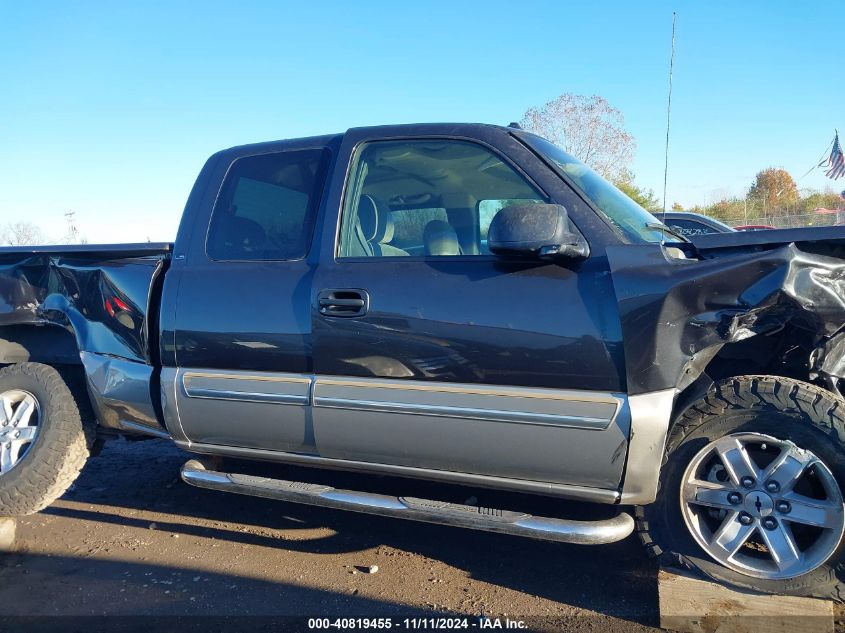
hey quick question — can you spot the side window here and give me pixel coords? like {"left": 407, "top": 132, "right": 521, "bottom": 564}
{"left": 339, "top": 140, "right": 545, "bottom": 257}
{"left": 207, "top": 148, "right": 327, "bottom": 261}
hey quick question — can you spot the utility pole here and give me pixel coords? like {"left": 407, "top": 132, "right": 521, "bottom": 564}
{"left": 662, "top": 12, "right": 677, "bottom": 213}
{"left": 64, "top": 211, "right": 79, "bottom": 244}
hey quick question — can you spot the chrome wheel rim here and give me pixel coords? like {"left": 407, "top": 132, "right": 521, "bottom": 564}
{"left": 680, "top": 432, "right": 845, "bottom": 580}
{"left": 0, "top": 390, "right": 41, "bottom": 476}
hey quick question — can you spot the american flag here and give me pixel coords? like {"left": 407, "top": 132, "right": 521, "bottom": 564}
{"left": 821, "top": 133, "right": 845, "bottom": 180}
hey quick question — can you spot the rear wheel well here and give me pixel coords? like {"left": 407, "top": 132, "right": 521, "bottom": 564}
{"left": 0, "top": 324, "right": 81, "bottom": 366}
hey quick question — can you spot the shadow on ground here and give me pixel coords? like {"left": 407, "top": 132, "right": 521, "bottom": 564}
{"left": 6, "top": 438, "right": 659, "bottom": 628}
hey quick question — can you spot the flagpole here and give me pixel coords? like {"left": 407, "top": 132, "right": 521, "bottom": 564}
{"left": 662, "top": 12, "right": 676, "bottom": 213}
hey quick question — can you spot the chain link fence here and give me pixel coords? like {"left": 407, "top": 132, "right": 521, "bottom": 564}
{"left": 728, "top": 212, "right": 844, "bottom": 229}
{"left": 690, "top": 202, "right": 845, "bottom": 230}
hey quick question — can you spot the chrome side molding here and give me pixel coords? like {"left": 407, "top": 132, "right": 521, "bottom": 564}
{"left": 180, "top": 460, "right": 635, "bottom": 545}
{"left": 181, "top": 370, "right": 311, "bottom": 406}
{"left": 313, "top": 375, "right": 623, "bottom": 431}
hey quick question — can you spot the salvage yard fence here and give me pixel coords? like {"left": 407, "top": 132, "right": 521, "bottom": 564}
{"left": 694, "top": 206, "right": 845, "bottom": 230}
{"left": 728, "top": 211, "right": 845, "bottom": 229}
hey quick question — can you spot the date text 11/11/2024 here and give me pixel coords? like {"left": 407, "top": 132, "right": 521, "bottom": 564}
{"left": 307, "top": 617, "right": 528, "bottom": 629}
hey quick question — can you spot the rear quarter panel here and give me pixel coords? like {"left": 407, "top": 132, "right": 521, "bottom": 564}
{"left": 0, "top": 244, "right": 171, "bottom": 435}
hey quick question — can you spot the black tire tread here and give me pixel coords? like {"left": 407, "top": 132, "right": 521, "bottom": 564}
{"left": 636, "top": 374, "right": 845, "bottom": 599}
{"left": 0, "top": 363, "right": 92, "bottom": 516}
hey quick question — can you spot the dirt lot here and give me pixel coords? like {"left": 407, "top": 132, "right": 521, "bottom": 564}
{"left": 0, "top": 438, "right": 661, "bottom": 631}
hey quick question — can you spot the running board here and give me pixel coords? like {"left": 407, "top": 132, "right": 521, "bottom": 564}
{"left": 180, "top": 460, "right": 634, "bottom": 545}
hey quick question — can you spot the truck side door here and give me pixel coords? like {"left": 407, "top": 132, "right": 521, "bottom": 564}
{"left": 165, "top": 141, "right": 331, "bottom": 452}
{"left": 311, "top": 128, "right": 628, "bottom": 491}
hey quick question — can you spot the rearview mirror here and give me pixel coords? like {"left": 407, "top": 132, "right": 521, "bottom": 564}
{"left": 488, "top": 203, "right": 589, "bottom": 260}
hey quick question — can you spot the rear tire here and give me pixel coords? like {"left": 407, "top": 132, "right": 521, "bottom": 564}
{"left": 0, "top": 363, "right": 93, "bottom": 516}
{"left": 638, "top": 376, "right": 845, "bottom": 601}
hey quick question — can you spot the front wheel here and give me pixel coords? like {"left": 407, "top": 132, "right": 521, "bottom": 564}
{"left": 638, "top": 376, "right": 845, "bottom": 600}
{"left": 0, "top": 363, "right": 93, "bottom": 516}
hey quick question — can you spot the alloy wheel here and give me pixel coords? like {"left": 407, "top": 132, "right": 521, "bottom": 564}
{"left": 0, "top": 390, "right": 41, "bottom": 476}
{"left": 680, "top": 432, "right": 845, "bottom": 580}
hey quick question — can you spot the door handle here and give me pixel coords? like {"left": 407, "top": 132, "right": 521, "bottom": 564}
{"left": 316, "top": 289, "right": 369, "bottom": 317}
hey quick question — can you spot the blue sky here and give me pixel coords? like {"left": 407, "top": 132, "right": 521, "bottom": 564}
{"left": 2, "top": 1, "right": 843, "bottom": 243}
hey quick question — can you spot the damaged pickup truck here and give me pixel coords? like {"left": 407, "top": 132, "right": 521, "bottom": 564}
{"left": 2, "top": 123, "right": 845, "bottom": 599}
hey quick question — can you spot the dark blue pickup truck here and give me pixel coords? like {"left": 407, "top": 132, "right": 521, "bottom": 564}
{"left": 3, "top": 123, "right": 845, "bottom": 599}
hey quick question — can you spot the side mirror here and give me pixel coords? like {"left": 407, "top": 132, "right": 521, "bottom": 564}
{"left": 488, "top": 203, "right": 589, "bottom": 260}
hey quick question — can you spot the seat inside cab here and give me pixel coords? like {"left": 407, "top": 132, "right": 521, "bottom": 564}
{"left": 341, "top": 140, "right": 544, "bottom": 257}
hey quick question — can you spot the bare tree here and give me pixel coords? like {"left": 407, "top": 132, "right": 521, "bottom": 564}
{"left": 1, "top": 222, "right": 46, "bottom": 246}
{"left": 520, "top": 94, "right": 635, "bottom": 182}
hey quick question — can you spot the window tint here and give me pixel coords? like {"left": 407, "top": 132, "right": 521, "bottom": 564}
{"left": 207, "top": 148, "right": 326, "bottom": 260}
{"left": 339, "top": 140, "right": 544, "bottom": 258}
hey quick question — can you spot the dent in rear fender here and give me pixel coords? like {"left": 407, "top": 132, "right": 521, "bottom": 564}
{"left": 81, "top": 351, "right": 168, "bottom": 437}
{"left": 606, "top": 242, "right": 845, "bottom": 395}
{"left": 0, "top": 250, "right": 168, "bottom": 363}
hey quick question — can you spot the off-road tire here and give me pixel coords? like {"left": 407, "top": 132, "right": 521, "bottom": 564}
{"left": 0, "top": 363, "right": 94, "bottom": 516}
{"left": 638, "top": 375, "right": 845, "bottom": 600}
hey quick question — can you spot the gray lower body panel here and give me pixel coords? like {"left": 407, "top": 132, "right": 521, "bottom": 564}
{"left": 165, "top": 367, "right": 313, "bottom": 452}
{"left": 81, "top": 351, "right": 167, "bottom": 436}
{"left": 312, "top": 376, "right": 629, "bottom": 489}
{"left": 176, "top": 440, "right": 621, "bottom": 503}
{"left": 620, "top": 389, "right": 676, "bottom": 504}
{"left": 165, "top": 368, "right": 644, "bottom": 501}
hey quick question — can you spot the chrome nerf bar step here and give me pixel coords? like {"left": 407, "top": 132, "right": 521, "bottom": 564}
{"left": 180, "top": 460, "right": 634, "bottom": 545}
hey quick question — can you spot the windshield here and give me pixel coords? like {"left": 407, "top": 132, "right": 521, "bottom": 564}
{"left": 523, "top": 135, "right": 669, "bottom": 243}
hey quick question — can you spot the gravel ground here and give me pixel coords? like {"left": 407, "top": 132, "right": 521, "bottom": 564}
{"left": 0, "top": 438, "right": 663, "bottom": 631}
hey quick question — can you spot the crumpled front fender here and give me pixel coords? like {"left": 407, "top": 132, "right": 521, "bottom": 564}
{"left": 607, "top": 242, "right": 845, "bottom": 396}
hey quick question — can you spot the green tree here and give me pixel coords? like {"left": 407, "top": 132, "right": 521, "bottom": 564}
{"left": 671, "top": 201, "right": 684, "bottom": 211}
{"left": 686, "top": 199, "right": 747, "bottom": 226}
{"left": 798, "top": 189, "right": 843, "bottom": 213}
{"left": 614, "top": 176, "right": 661, "bottom": 212}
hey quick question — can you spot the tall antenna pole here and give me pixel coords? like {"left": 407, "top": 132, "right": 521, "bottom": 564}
{"left": 662, "top": 12, "right": 677, "bottom": 213}
{"left": 64, "top": 211, "right": 79, "bottom": 244}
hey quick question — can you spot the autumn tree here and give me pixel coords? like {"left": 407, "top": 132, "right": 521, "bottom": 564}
{"left": 1, "top": 222, "right": 46, "bottom": 246}
{"left": 671, "top": 202, "right": 684, "bottom": 211}
{"left": 520, "top": 94, "right": 635, "bottom": 182}
{"left": 747, "top": 168, "right": 799, "bottom": 215}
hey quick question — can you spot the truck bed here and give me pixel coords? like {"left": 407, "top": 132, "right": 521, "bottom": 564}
{"left": 0, "top": 242, "right": 172, "bottom": 364}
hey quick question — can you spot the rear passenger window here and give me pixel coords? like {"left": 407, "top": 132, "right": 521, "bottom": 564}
{"left": 207, "top": 148, "right": 327, "bottom": 261}
{"left": 338, "top": 140, "right": 545, "bottom": 258}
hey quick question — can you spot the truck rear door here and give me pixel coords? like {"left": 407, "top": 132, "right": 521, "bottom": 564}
{"left": 164, "top": 139, "right": 332, "bottom": 452}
